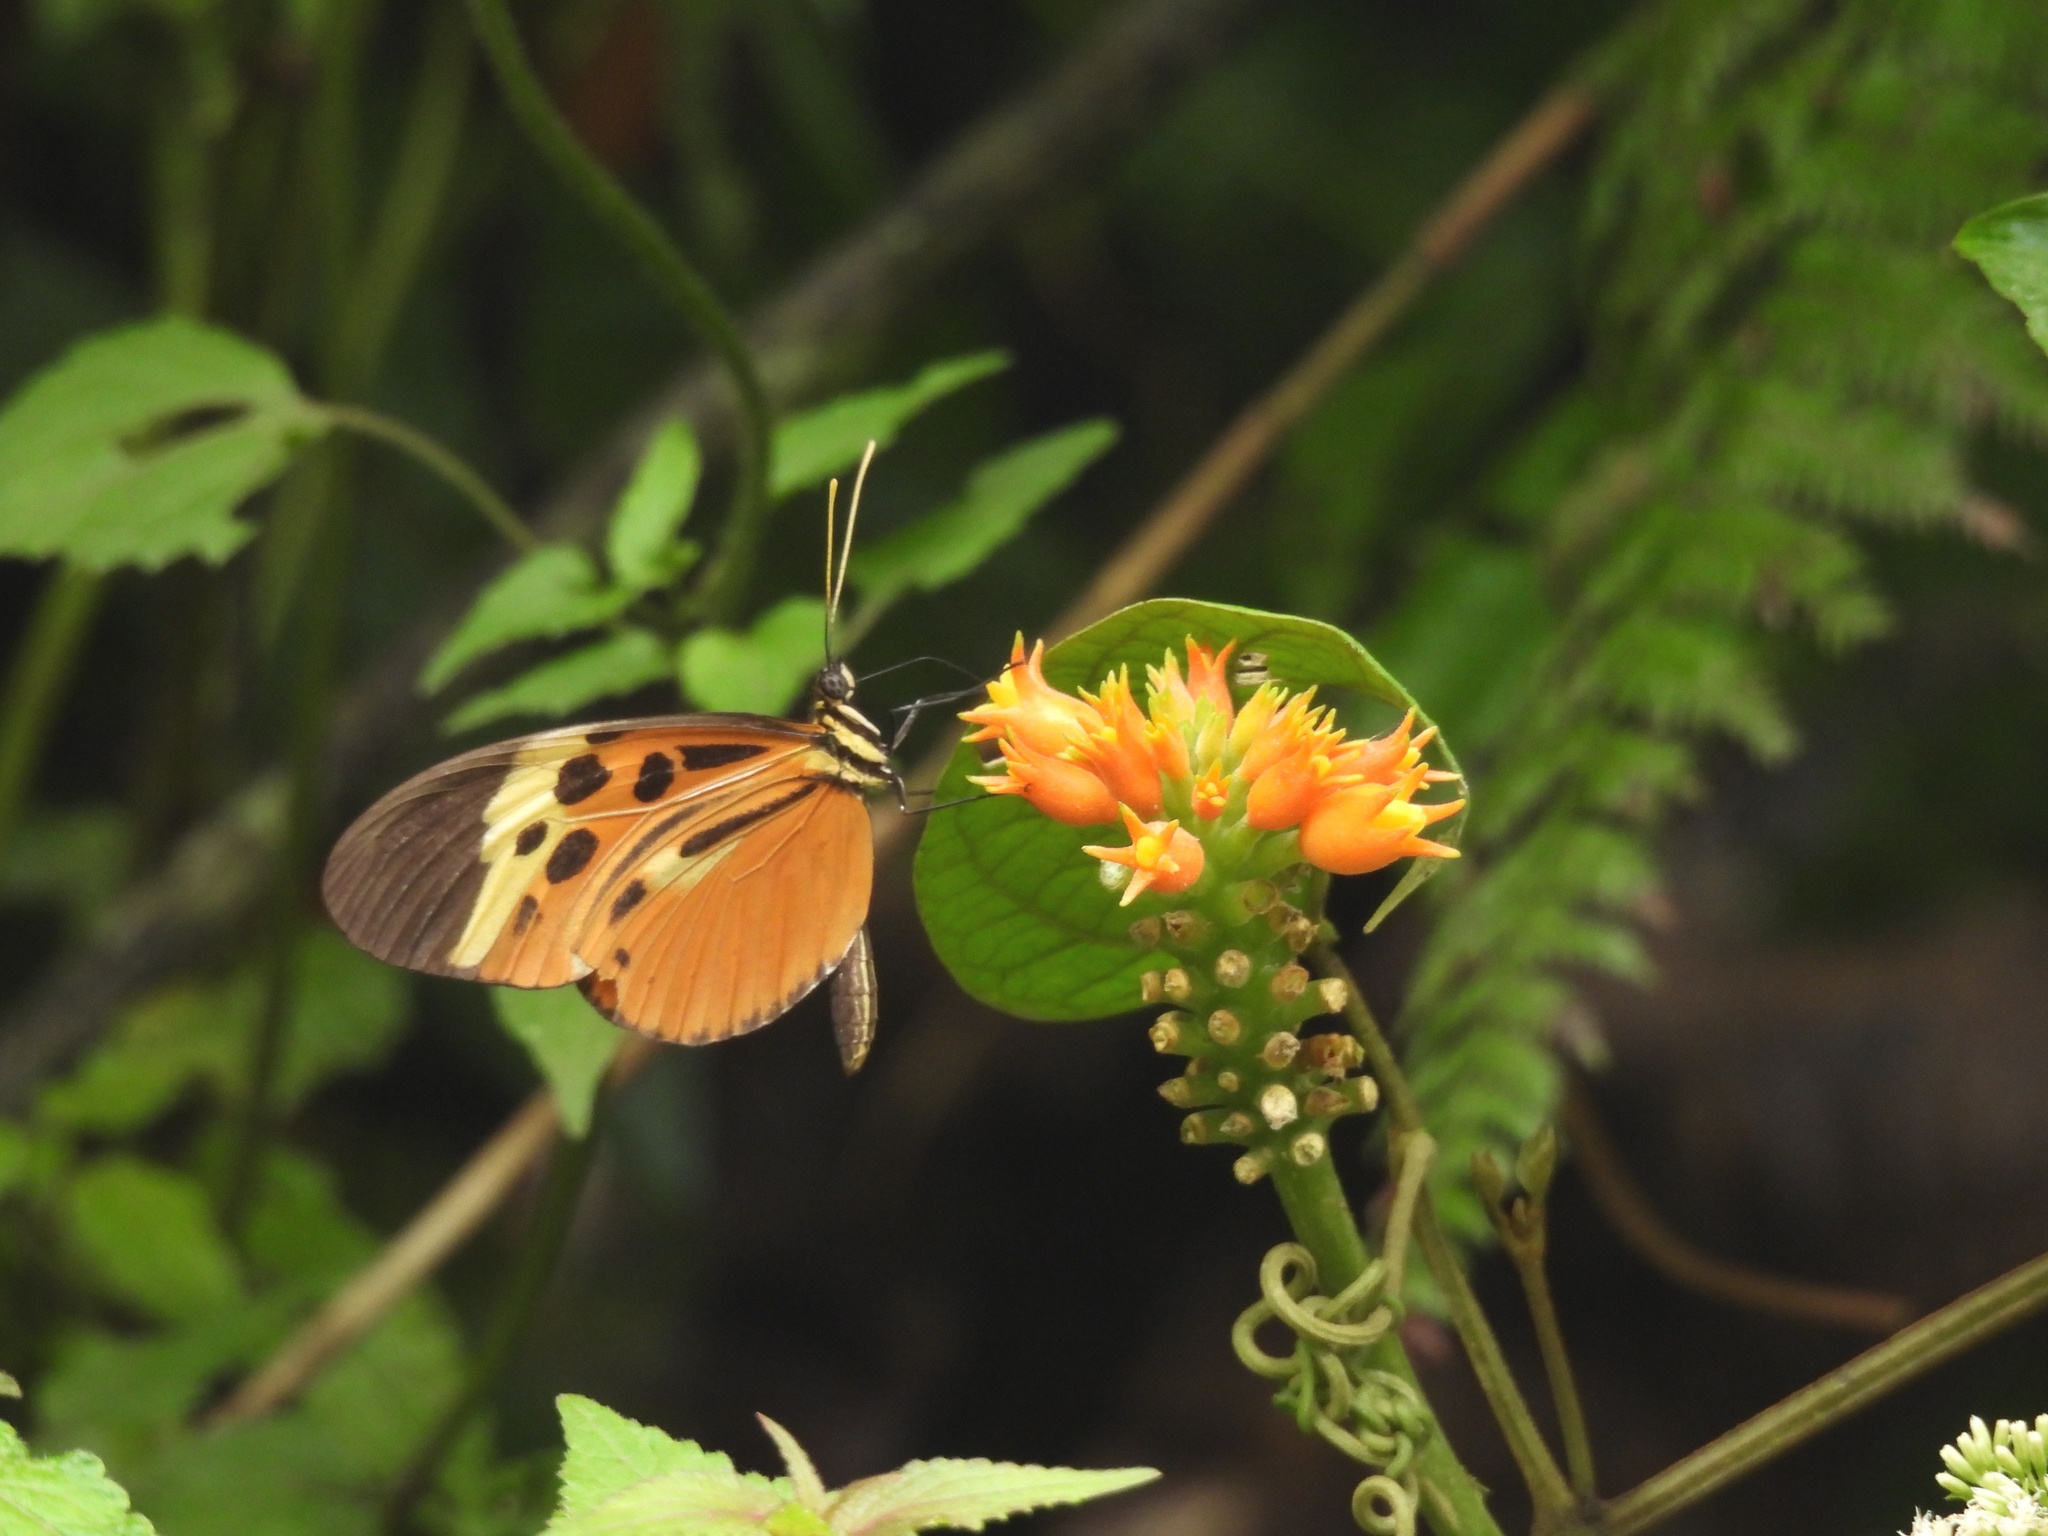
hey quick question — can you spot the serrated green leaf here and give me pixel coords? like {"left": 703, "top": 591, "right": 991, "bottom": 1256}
{"left": 547, "top": 1469, "right": 788, "bottom": 1536}
{"left": 0, "top": 317, "right": 322, "bottom": 571}
{"left": 422, "top": 545, "right": 634, "bottom": 694}
{"left": 826, "top": 1460, "right": 1157, "bottom": 1536}
{"left": 678, "top": 597, "right": 826, "bottom": 716}
{"left": 554, "top": 1395, "right": 734, "bottom": 1520}
{"left": 914, "top": 600, "right": 1463, "bottom": 1022}
{"left": 491, "top": 988, "right": 621, "bottom": 1138}
{"left": 444, "top": 628, "right": 672, "bottom": 734}
{"left": 850, "top": 420, "right": 1117, "bottom": 609}
{"left": 0, "top": 1421, "right": 155, "bottom": 1536}
{"left": 63, "top": 1158, "right": 243, "bottom": 1323}
{"left": 771, "top": 353, "right": 1009, "bottom": 499}
{"left": 607, "top": 418, "right": 702, "bottom": 593}
{"left": 1956, "top": 191, "right": 2048, "bottom": 358}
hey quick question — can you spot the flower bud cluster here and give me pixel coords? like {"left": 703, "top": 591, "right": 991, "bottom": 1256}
{"left": 1131, "top": 877, "right": 1380, "bottom": 1185}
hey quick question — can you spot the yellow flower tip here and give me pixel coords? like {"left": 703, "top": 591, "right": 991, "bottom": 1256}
{"left": 1083, "top": 806, "right": 1205, "bottom": 905}
{"left": 1192, "top": 766, "right": 1230, "bottom": 819}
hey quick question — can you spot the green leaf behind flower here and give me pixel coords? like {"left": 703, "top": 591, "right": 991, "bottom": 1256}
{"left": 0, "top": 1421, "right": 154, "bottom": 1536}
{"left": 914, "top": 599, "right": 1463, "bottom": 1022}
{"left": 1956, "top": 192, "right": 2048, "bottom": 357}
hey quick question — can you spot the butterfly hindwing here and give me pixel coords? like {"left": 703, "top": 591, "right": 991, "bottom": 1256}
{"left": 576, "top": 776, "right": 873, "bottom": 1044}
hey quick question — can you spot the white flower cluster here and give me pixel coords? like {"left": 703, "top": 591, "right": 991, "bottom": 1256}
{"left": 1905, "top": 1418, "right": 2048, "bottom": 1536}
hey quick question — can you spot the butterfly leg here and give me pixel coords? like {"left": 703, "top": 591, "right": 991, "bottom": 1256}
{"left": 830, "top": 926, "right": 878, "bottom": 1074}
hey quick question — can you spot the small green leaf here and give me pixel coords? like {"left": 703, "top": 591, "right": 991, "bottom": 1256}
{"left": 443, "top": 627, "right": 672, "bottom": 734}
{"left": 608, "top": 417, "right": 703, "bottom": 592}
{"left": 1956, "top": 192, "right": 2048, "bottom": 358}
{"left": 421, "top": 544, "right": 634, "bottom": 694}
{"left": 36, "top": 981, "right": 243, "bottom": 1134}
{"left": 0, "top": 1421, "right": 155, "bottom": 1536}
{"left": 827, "top": 1459, "right": 1158, "bottom": 1536}
{"left": 913, "top": 600, "right": 1463, "bottom": 1022}
{"left": 554, "top": 1395, "right": 736, "bottom": 1519}
{"left": 276, "top": 929, "right": 408, "bottom": 1111}
{"left": 771, "top": 352, "right": 1010, "bottom": 499}
{"left": 850, "top": 420, "right": 1118, "bottom": 609}
{"left": 491, "top": 988, "right": 621, "bottom": 1138}
{"left": 0, "top": 317, "right": 323, "bottom": 571}
{"left": 64, "top": 1157, "right": 243, "bottom": 1323}
{"left": 678, "top": 596, "right": 827, "bottom": 715}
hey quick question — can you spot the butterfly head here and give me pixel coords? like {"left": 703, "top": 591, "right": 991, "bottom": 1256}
{"left": 811, "top": 658, "right": 858, "bottom": 708}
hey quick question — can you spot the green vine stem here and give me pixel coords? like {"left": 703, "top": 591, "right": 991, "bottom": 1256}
{"left": 1310, "top": 943, "right": 1578, "bottom": 1525}
{"left": 1597, "top": 1245, "right": 2048, "bottom": 1535}
{"left": 382, "top": 1118, "right": 601, "bottom": 1533}
{"left": 1475, "top": 1134, "right": 1599, "bottom": 1502}
{"left": 317, "top": 403, "right": 535, "bottom": 552}
{"left": 463, "top": 0, "right": 772, "bottom": 623}
{"left": 0, "top": 567, "right": 104, "bottom": 854}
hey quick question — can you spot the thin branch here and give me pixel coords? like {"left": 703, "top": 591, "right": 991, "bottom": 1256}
{"left": 318, "top": 403, "right": 537, "bottom": 553}
{"left": 1560, "top": 1078, "right": 1913, "bottom": 1336}
{"left": 1043, "top": 83, "right": 1595, "bottom": 639}
{"left": 1596, "top": 1245, "right": 2048, "bottom": 1535}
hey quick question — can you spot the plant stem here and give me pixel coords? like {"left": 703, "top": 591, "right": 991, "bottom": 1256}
{"left": 1507, "top": 1229, "right": 1597, "bottom": 1502}
{"left": 1269, "top": 1157, "right": 1505, "bottom": 1536}
{"left": 463, "top": 0, "right": 771, "bottom": 622}
{"left": 0, "top": 567, "right": 104, "bottom": 855}
{"left": 1310, "top": 943, "right": 1579, "bottom": 1524}
{"left": 319, "top": 403, "right": 535, "bottom": 552}
{"left": 382, "top": 1119, "right": 602, "bottom": 1533}
{"left": 1597, "top": 1245, "right": 2048, "bottom": 1535}
{"left": 331, "top": 0, "right": 473, "bottom": 396}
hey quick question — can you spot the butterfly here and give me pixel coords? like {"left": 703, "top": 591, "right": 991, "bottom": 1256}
{"left": 322, "top": 449, "right": 901, "bottom": 1073}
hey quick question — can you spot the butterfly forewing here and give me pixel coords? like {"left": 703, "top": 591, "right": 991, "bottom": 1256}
{"left": 322, "top": 713, "right": 874, "bottom": 1045}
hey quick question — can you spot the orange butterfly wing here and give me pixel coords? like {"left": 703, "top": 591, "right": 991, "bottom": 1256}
{"left": 322, "top": 714, "right": 873, "bottom": 1045}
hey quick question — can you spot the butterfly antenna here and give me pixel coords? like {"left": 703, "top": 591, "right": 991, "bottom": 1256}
{"left": 823, "top": 476, "right": 841, "bottom": 659}
{"left": 830, "top": 439, "right": 876, "bottom": 625}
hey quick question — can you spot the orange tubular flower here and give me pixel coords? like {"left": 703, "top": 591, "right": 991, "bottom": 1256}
{"left": 1192, "top": 766, "right": 1230, "bottom": 820}
{"left": 969, "top": 739, "right": 1119, "bottom": 827}
{"left": 1299, "top": 777, "right": 1465, "bottom": 876}
{"left": 960, "top": 636, "right": 1098, "bottom": 756}
{"left": 1084, "top": 806, "right": 1206, "bottom": 905}
{"left": 1074, "top": 669, "right": 1167, "bottom": 819}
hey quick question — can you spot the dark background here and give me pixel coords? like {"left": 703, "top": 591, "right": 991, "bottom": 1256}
{"left": 1, "top": 1, "right": 2045, "bottom": 1533}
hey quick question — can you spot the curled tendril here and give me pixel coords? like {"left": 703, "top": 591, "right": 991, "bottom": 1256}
{"left": 1231, "top": 1239, "right": 1433, "bottom": 1535}
{"left": 1352, "top": 1474, "right": 1417, "bottom": 1536}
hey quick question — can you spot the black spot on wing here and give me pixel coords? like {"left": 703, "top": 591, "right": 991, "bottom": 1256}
{"left": 679, "top": 743, "right": 767, "bottom": 771}
{"left": 633, "top": 751, "right": 674, "bottom": 802}
{"left": 554, "top": 754, "right": 611, "bottom": 804}
{"left": 585, "top": 729, "right": 625, "bottom": 744}
{"left": 546, "top": 828, "right": 600, "bottom": 882}
{"left": 614, "top": 949, "right": 631, "bottom": 967}
{"left": 678, "top": 781, "right": 820, "bottom": 856}
{"left": 514, "top": 821, "right": 547, "bottom": 856}
{"left": 513, "top": 895, "right": 539, "bottom": 936}
{"left": 610, "top": 879, "right": 647, "bottom": 923}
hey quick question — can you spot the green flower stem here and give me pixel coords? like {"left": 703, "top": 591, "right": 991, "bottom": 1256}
{"left": 463, "top": 0, "right": 772, "bottom": 624}
{"left": 1512, "top": 1234, "right": 1596, "bottom": 1503}
{"left": 1310, "top": 943, "right": 1578, "bottom": 1525}
{"left": 318, "top": 403, "right": 535, "bottom": 552}
{"left": 383, "top": 1117, "right": 602, "bottom": 1534}
{"left": 1268, "top": 1158, "right": 1502, "bottom": 1536}
{"left": 0, "top": 566, "right": 104, "bottom": 855}
{"left": 1597, "top": 1245, "right": 2048, "bottom": 1536}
